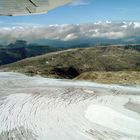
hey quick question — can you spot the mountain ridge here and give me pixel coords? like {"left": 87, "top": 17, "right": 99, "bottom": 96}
{"left": 1, "top": 45, "right": 140, "bottom": 85}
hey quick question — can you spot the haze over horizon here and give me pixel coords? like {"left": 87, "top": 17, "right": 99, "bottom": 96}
{"left": 0, "top": 21, "right": 140, "bottom": 46}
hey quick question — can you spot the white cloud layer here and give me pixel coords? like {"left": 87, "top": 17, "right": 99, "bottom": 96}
{"left": 0, "top": 21, "right": 140, "bottom": 45}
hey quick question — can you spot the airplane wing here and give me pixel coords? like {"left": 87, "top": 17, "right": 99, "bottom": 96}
{"left": 0, "top": 0, "right": 73, "bottom": 16}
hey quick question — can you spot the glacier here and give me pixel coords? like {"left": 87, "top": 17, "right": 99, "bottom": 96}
{"left": 0, "top": 72, "right": 140, "bottom": 140}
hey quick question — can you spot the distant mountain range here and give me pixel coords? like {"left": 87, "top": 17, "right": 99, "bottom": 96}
{"left": 0, "top": 40, "right": 76, "bottom": 65}
{"left": 2, "top": 39, "right": 115, "bottom": 66}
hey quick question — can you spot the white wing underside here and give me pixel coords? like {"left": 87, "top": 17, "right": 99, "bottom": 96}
{"left": 0, "top": 0, "right": 72, "bottom": 16}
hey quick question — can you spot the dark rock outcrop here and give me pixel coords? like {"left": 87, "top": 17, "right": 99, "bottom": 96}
{"left": 51, "top": 66, "right": 80, "bottom": 79}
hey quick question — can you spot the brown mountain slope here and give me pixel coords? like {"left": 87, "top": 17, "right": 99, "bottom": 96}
{"left": 1, "top": 45, "right": 140, "bottom": 84}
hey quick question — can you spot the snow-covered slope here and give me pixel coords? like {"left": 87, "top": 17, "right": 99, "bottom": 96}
{"left": 0, "top": 72, "right": 140, "bottom": 140}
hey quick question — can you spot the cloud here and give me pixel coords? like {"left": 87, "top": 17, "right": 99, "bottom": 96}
{"left": 0, "top": 21, "right": 140, "bottom": 45}
{"left": 70, "top": 0, "right": 89, "bottom": 6}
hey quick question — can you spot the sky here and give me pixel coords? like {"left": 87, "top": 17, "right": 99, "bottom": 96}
{"left": 0, "top": 0, "right": 140, "bottom": 45}
{"left": 0, "top": 0, "right": 140, "bottom": 26}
